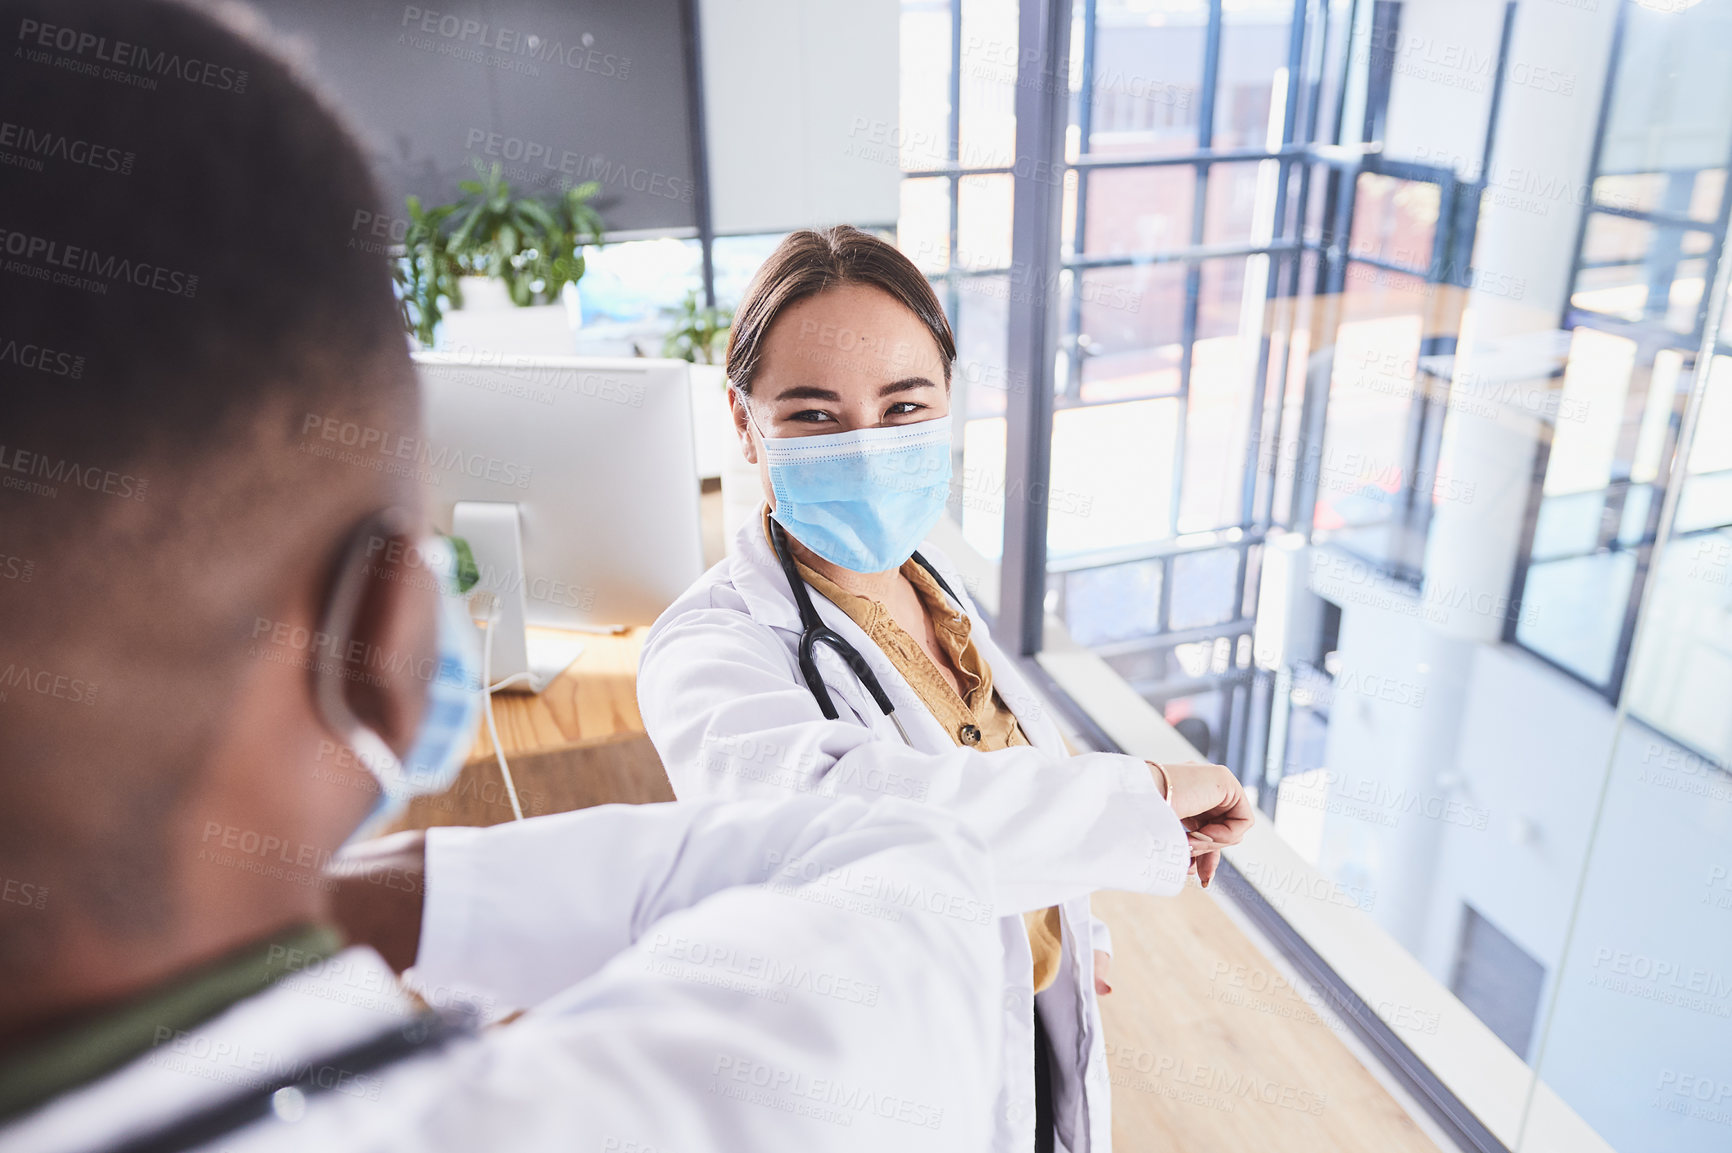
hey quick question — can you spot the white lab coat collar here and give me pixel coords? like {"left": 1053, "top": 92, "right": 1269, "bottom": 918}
{"left": 0, "top": 948, "right": 416, "bottom": 1153}
{"left": 726, "top": 510, "right": 1067, "bottom": 759}
{"left": 725, "top": 511, "right": 807, "bottom": 635}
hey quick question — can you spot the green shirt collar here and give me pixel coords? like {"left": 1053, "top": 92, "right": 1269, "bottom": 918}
{"left": 0, "top": 922, "right": 343, "bottom": 1123}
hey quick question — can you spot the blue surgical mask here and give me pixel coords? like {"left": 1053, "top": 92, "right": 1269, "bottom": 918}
{"left": 754, "top": 410, "right": 953, "bottom": 573}
{"left": 315, "top": 521, "right": 483, "bottom": 843}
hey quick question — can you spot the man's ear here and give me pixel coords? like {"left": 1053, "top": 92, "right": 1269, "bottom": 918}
{"left": 728, "top": 386, "right": 759, "bottom": 465}
{"left": 337, "top": 532, "right": 438, "bottom": 758}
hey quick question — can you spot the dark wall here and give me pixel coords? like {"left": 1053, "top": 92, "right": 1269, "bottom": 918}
{"left": 249, "top": 0, "right": 697, "bottom": 233}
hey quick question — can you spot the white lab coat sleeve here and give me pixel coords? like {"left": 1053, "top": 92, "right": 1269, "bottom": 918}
{"left": 416, "top": 795, "right": 983, "bottom": 1013}
{"left": 1089, "top": 910, "right": 1113, "bottom": 958}
{"left": 234, "top": 795, "right": 1006, "bottom": 1153}
{"left": 638, "top": 607, "right": 1193, "bottom": 915}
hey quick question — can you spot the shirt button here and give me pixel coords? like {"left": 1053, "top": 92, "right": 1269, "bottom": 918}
{"left": 959, "top": 724, "right": 982, "bottom": 746}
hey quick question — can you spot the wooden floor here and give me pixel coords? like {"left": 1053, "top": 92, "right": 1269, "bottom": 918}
{"left": 1096, "top": 885, "right": 1440, "bottom": 1153}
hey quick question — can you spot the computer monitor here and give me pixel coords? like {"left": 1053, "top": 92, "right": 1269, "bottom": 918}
{"left": 413, "top": 353, "right": 705, "bottom": 690}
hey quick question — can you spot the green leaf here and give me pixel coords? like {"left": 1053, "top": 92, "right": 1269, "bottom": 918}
{"left": 391, "top": 167, "right": 610, "bottom": 341}
{"left": 520, "top": 205, "right": 557, "bottom": 235}
{"left": 442, "top": 533, "right": 481, "bottom": 593}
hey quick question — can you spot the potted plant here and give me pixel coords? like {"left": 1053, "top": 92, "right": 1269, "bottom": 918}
{"left": 394, "top": 162, "right": 605, "bottom": 352}
{"left": 660, "top": 288, "right": 732, "bottom": 366}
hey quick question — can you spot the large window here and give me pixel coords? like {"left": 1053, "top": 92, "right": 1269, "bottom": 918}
{"left": 898, "top": 2, "right": 1732, "bottom": 1151}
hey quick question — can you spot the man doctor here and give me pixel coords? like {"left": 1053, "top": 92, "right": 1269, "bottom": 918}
{"left": 637, "top": 226, "right": 1255, "bottom": 1152}
{"left": 0, "top": 3, "right": 1005, "bottom": 1149}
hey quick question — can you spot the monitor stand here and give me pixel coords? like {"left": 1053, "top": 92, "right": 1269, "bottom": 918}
{"left": 453, "top": 500, "right": 585, "bottom": 695}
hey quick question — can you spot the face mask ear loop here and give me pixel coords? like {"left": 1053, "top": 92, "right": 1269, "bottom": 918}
{"left": 735, "top": 385, "right": 770, "bottom": 445}
{"left": 314, "top": 507, "right": 416, "bottom": 787}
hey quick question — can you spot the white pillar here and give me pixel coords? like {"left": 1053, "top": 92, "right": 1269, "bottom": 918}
{"left": 1421, "top": 0, "right": 1620, "bottom": 642}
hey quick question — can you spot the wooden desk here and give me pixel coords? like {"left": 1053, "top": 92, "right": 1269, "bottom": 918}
{"left": 467, "top": 626, "right": 650, "bottom": 758}
{"left": 390, "top": 625, "right": 667, "bottom": 833}
{"left": 395, "top": 484, "right": 720, "bottom": 832}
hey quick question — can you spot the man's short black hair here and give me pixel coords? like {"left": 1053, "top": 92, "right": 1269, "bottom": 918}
{"left": 0, "top": 0, "right": 413, "bottom": 956}
{"left": 0, "top": 0, "right": 404, "bottom": 483}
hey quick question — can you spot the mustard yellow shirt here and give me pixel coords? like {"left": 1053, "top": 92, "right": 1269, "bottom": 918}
{"left": 767, "top": 511, "right": 1066, "bottom": 992}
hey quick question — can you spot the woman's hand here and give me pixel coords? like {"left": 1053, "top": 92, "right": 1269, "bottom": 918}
{"left": 1093, "top": 949, "right": 1112, "bottom": 995}
{"left": 1149, "top": 761, "right": 1254, "bottom": 888}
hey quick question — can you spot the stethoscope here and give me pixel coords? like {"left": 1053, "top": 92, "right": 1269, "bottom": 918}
{"left": 766, "top": 514, "right": 964, "bottom": 746}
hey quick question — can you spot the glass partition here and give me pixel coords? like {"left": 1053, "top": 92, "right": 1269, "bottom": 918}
{"left": 899, "top": 0, "right": 1732, "bottom": 1149}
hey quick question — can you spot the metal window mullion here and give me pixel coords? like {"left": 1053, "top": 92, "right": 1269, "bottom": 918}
{"left": 1288, "top": 164, "right": 1358, "bottom": 533}
{"left": 1478, "top": 1, "right": 1517, "bottom": 185}
{"left": 1230, "top": 539, "right": 1252, "bottom": 657}
{"left": 1329, "top": 0, "right": 1360, "bottom": 149}
{"left": 941, "top": 0, "right": 965, "bottom": 526}
{"left": 679, "top": 0, "right": 716, "bottom": 308}
{"left": 905, "top": 164, "right": 1016, "bottom": 178}
{"left": 1062, "top": 0, "right": 1098, "bottom": 404}
{"left": 1396, "top": 172, "right": 1464, "bottom": 574}
{"left": 1066, "top": 238, "right": 1301, "bottom": 270}
{"left": 1239, "top": 0, "right": 1310, "bottom": 534}
{"left": 1342, "top": 253, "right": 1428, "bottom": 279}
{"left": 1173, "top": 0, "right": 1226, "bottom": 541}
{"left": 1173, "top": 255, "right": 1202, "bottom": 537}
{"left": 1639, "top": 173, "right": 1697, "bottom": 326}
{"left": 1226, "top": 0, "right": 1302, "bottom": 782}
{"left": 1591, "top": 202, "right": 1724, "bottom": 232}
{"left": 1224, "top": 678, "right": 1247, "bottom": 769}
{"left": 1070, "top": 144, "right": 1305, "bottom": 171}
{"left": 1603, "top": 125, "right": 1732, "bottom": 700}
{"left": 1157, "top": 553, "right": 1174, "bottom": 635}
{"left": 999, "top": 0, "right": 1075, "bottom": 656}
{"left": 1048, "top": 534, "right": 1268, "bottom": 575}
{"left": 946, "top": 177, "right": 962, "bottom": 325}
{"left": 1361, "top": 0, "right": 1400, "bottom": 145}
{"left": 1559, "top": 2, "right": 1627, "bottom": 331}
{"left": 1252, "top": 300, "right": 1296, "bottom": 528}
{"left": 947, "top": 0, "right": 963, "bottom": 301}
{"left": 1300, "top": 0, "right": 1328, "bottom": 149}
{"left": 1424, "top": 172, "right": 1458, "bottom": 282}
{"left": 1091, "top": 617, "right": 1257, "bottom": 661}
{"left": 1596, "top": 353, "right": 1657, "bottom": 558}
{"left": 1260, "top": 0, "right": 1329, "bottom": 529}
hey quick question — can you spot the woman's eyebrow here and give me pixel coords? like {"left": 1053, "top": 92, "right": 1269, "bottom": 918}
{"left": 771, "top": 385, "right": 843, "bottom": 402}
{"left": 768, "top": 378, "right": 937, "bottom": 403}
{"left": 880, "top": 378, "right": 939, "bottom": 395}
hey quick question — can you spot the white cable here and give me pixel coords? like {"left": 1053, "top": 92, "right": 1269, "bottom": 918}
{"left": 475, "top": 594, "right": 526, "bottom": 822}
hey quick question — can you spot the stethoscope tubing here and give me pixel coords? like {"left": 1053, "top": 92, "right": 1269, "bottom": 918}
{"left": 767, "top": 515, "right": 959, "bottom": 747}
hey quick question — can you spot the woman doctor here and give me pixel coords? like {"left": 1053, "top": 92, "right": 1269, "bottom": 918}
{"left": 637, "top": 226, "right": 1253, "bottom": 1153}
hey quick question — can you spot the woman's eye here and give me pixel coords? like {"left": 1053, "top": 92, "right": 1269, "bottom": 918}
{"left": 790, "top": 409, "right": 835, "bottom": 423}
{"left": 886, "top": 401, "right": 925, "bottom": 417}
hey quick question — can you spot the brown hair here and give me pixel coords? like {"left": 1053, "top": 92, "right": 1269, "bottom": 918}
{"left": 725, "top": 225, "right": 957, "bottom": 393}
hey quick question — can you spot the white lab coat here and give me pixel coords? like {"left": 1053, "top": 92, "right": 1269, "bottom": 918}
{"left": 1, "top": 795, "right": 1004, "bottom": 1153}
{"left": 637, "top": 514, "right": 1193, "bottom": 1153}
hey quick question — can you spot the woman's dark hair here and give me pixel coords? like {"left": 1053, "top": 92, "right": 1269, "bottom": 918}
{"left": 725, "top": 225, "right": 957, "bottom": 393}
